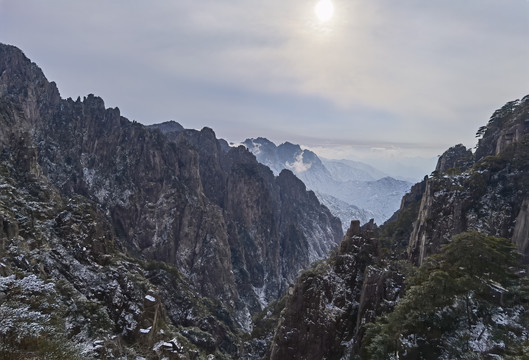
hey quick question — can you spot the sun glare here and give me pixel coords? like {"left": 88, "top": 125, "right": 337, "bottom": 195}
{"left": 315, "top": 0, "right": 334, "bottom": 22}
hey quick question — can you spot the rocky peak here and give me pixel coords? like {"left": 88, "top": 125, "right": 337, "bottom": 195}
{"left": 408, "top": 94, "right": 529, "bottom": 265}
{"left": 435, "top": 143, "right": 473, "bottom": 174}
{"left": 147, "top": 120, "right": 184, "bottom": 135}
{"left": 0, "top": 44, "right": 60, "bottom": 116}
{"left": 268, "top": 220, "right": 404, "bottom": 360}
{"left": 475, "top": 95, "right": 529, "bottom": 161}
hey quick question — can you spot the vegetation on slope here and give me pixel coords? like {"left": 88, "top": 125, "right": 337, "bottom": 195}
{"left": 361, "top": 231, "right": 529, "bottom": 359}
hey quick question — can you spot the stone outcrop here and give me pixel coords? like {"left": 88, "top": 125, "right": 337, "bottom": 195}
{"left": 408, "top": 95, "right": 529, "bottom": 265}
{"left": 513, "top": 198, "right": 529, "bottom": 261}
{"left": 267, "top": 221, "right": 405, "bottom": 360}
{"left": 434, "top": 143, "right": 473, "bottom": 174}
{"left": 474, "top": 97, "right": 529, "bottom": 161}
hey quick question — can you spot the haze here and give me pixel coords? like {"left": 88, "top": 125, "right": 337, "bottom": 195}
{"left": 1, "top": 0, "right": 528, "bottom": 179}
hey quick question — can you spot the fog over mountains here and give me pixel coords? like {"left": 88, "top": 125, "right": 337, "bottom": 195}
{"left": 242, "top": 138, "right": 412, "bottom": 228}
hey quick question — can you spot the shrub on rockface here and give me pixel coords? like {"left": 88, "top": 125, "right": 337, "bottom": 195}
{"left": 361, "top": 231, "right": 529, "bottom": 359}
{"left": 0, "top": 274, "right": 86, "bottom": 360}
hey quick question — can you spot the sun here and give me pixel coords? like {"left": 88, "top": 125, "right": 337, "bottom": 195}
{"left": 314, "top": 0, "right": 334, "bottom": 22}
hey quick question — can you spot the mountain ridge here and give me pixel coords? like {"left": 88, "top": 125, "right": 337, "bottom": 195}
{"left": 0, "top": 43, "right": 342, "bottom": 358}
{"left": 2, "top": 42, "right": 528, "bottom": 359}
{"left": 243, "top": 137, "right": 412, "bottom": 227}
{"left": 266, "top": 93, "right": 529, "bottom": 359}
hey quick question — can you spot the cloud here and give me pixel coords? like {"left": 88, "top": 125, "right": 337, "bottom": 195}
{"left": 286, "top": 153, "right": 312, "bottom": 173}
{"left": 1, "top": 0, "right": 527, "bottom": 169}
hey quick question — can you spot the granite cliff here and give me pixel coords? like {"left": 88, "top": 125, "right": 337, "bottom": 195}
{"left": 265, "top": 95, "right": 529, "bottom": 359}
{"left": 0, "top": 43, "right": 342, "bottom": 358}
{"left": 2, "top": 41, "right": 528, "bottom": 359}
{"left": 408, "top": 96, "right": 529, "bottom": 265}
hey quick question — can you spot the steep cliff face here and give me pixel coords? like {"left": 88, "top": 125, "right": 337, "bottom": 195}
{"left": 150, "top": 124, "right": 343, "bottom": 313}
{"left": 408, "top": 95, "right": 529, "bottom": 265}
{"left": 434, "top": 144, "right": 474, "bottom": 174}
{"left": 267, "top": 221, "right": 405, "bottom": 360}
{"left": 513, "top": 198, "right": 529, "bottom": 257}
{"left": 0, "top": 133, "right": 244, "bottom": 359}
{"left": 0, "top": 44, "right": 61, "bottom": 140}
{"left": 475, "top": 98, "right": 529, "bottom": 161}
{"left": 0, "top": 42, "right": 342, "bottom": 344}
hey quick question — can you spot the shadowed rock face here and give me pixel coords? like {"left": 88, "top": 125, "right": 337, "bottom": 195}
{"left": 150, "top": 124, "right": 343, "bottom": 313}
{"left": 268, "top": 221, "right": 405, "bottom": 360}
{"left": 434, "top": 144, "right": 474, "bottom": 174}
{"left": 513, "top": 198, "right": 529, "bottom": 258}
{"left": 0, "top": 42, "right": 343, "bottom": 333}
{"left": 0, "top": 135, "right": 245, "bottom": 358}
{"left": 408, "top": 95, "right": 529, "bottom": 265}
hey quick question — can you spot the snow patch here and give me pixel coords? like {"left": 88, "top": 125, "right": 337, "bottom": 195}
{"left": 139, "top": 326, "right": 152, "bottom": 334}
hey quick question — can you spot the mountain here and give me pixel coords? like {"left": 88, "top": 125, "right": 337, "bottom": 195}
{"left": 3, "top": 41, "right": 528, "bottom": 360}
{"left": 315, "top": 192, "right": 375, "bottom": 226}
{"left": 408, "top": 96, "right": 529, "bottom": 265}
{"left": 0, "top": 43, "right": 342, "bottom": 358}
{"left": 268, "top": 221, "right": 405, "bottom": 359}
{"left": 321, "top": 158, "right": 388, "bottom": 182}
{"left": 243, "top": 138, "right": 412, "bottom": 227}
{"left": 265, "top": 94, "right": 529, "bottom": 359}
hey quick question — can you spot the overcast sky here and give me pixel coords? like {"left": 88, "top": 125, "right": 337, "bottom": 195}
{"left": 1, "top": 0, "right": 528, "bottom": 179}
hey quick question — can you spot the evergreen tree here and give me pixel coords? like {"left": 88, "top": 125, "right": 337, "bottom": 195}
{"left": 361, "top": 231, "right": 529, "bottom": 359}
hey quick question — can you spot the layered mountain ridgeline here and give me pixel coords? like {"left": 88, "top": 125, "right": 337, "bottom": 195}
{"left": 261, "top": 96, "right": 529, "bottom": 359}
{"left": 0, "top": 43, "right": 342, "bottom": 358}
{"left": 243, "top": 138, "right": 412, "bottom": 228}
{"left": 3, "top": 41, "right": 529, "bottom": 359}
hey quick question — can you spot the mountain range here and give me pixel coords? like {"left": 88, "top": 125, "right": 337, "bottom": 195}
{"left": 242, "top": 138, "right": 412, "bottom": 228}
{"left": 0, "top": 43, "right": 341, "bottom": 358}
{"left": 267, "top": 94, "right": 529, "bottom": 359}
{"left": 1, "top": 42, "right": 529, "bottom": 359}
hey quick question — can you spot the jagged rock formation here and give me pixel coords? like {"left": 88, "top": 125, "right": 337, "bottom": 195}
{"left": 434, "top": 143, "right": 473, "bottom": 174}
{"left": 258, "top": 95, "right": 529, "bottom": 359}
{"left": 475, "top": 99, "right": 529, "bottom": 160}
{"left": 3, "top": 41, "right": 528, "bottom": 359}
{"left": 267, "top": 221, "right": 405, "bottom": 360}
{"left": 243, "top": 137, "right": 412, "bottom": 227}
{"left": 0, "top": 43, "right": 343, "bottom": 357}
{"left": 408, "top": 95, "right": 529, "bottom": 264}
{"left": 145, "top": 124, "right": 343, "bottom": 313}
{"left": 0, "top": 129, "right": 243, "bottom": 359}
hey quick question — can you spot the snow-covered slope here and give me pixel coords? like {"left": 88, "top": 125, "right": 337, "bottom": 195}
{"left": 243, "top": 138, "right": 412, "bottom": 227}
{"left": 315, "top": 192, "right": 375, "bottom": 226}
{"left": 321, "top": 158, "right": 388, "bottom": 182}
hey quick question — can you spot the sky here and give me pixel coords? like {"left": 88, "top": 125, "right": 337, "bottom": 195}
{"left": 1, "top": 0, "right": 528, "bottom": 180}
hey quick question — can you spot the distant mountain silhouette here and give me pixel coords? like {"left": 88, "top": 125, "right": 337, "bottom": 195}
{"left": 243, "top": 138, "right": 412, "bottom": 227}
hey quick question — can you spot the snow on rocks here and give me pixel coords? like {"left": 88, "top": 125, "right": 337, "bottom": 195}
{"left": 139, "top": 326, "right": 152, "bottom": 334}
